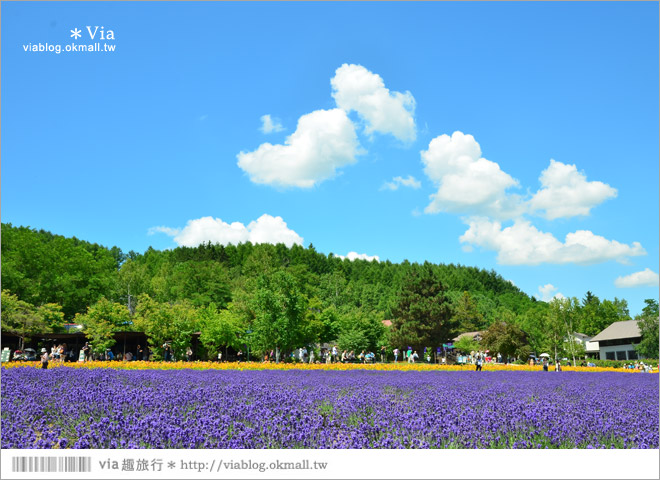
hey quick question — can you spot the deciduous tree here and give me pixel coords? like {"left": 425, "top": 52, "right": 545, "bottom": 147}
{"left": 635, "top": 299, "right": 659, "bottom": 359}
{"left": 75, "top": 297, "right": 130, "bottom": 355}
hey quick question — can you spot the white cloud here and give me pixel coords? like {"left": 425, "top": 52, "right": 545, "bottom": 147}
{"left": 259, "top": 114, "right": 284, "bottom": 134}
{"left": 614, "top": 268, "right": 660, "bottom": 288}
{"left": 331, "top": 63, "right": 416, "bottom": 142}
{"left": 459, "top": 217, "right": 646, "bottom": 266}
{"left": 381, "top": 175, "right": 421, "bottom": 191}
{"left": 148, "top": 226, "right": 180, "bottom": 236}
{"left": 337, "top": 251, "right": 380, "bottom": 262}
{"left": 151, "top": 214, "right": 303, "bottom": 248}
{"left": 421, "top": 131, "right": 524, "bottom": 219}
{"left": 529, "top": 159, "right": 617, "bottom": 219}
{"left": 237, "top": 108, "right": 361, "bottom": 188}
{"left": 537, "top": 284, "right": 566, "bottom": 302}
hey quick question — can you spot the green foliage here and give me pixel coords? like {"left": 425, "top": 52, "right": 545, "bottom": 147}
{"left": 390, "top": 265, "right": 456, "bottom": 351}
{"left": 37, "top": 303, "right": 65, "bottom": 332}
{"left": 249, "top": 271, "right": 312, "bottom": 357}
{"left": 516, "top": 303, "right": 550, "bottom": 354}
{"left": 1, "top": 290, "right": 51, "bottom": 349}
{"left": 75, "top": 297, "right": 131, "bottom": 354}
{"left": 337, "top": 310, "right": 385, "bottom": 353}
{"left": 337, "top": 329, "right": 368, "bottom": 353}
{"left": 306, "top": 300, "right": 341, "bottom": 345}
{"left": 481, "top": 318, "right": 530, "bottom": 360}
{"left": 3, "top": 223, "right": 653, "bottom": 359}
{"left": 538, "top": 298, "right": 570, "bottom": 361}
{"left": 635, "top": 299, "right": 659, "bottom": 359}
{"left": 132, "top": 295, "right": 199, "bottom": 360}
{"left": 1, "top": 223, "right": 119, "bottom": 319}
{"left": 577, "top": 292, "right": 630, "bottom": 336}
{"left": 452, "top": 291, "right": 485, "bottom": 332}
{"left": 453, "top": 334, "right": 481, "bottom": 354}
{"left": 198, "top": 303, "right": 245, "bottom": 359}
{"left": 160, "top": 261, "right": 232, "bottom": 308}
{"left": 581, "top": 358, "right": 658, "bottom": 369}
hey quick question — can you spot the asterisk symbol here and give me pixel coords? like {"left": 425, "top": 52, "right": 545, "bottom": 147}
{"left": 70, "top": 28, "right": 81, "bottom": 39}
{"left": 167, "top": 462, "right": 176, "bottom": 469}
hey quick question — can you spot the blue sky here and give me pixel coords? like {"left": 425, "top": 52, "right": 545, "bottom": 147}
{"left": 2, "top": 1, "right": 658, "bottom": 316}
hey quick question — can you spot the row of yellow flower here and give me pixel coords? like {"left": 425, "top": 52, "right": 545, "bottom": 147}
{"left": 2, "top": 360, "right": 656, "bottom": 373}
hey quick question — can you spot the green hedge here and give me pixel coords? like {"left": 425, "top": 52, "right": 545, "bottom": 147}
{"left": 578, "top": 358, "right": 658, "bottom": 369}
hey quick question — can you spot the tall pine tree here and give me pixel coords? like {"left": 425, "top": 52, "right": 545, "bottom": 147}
{"left": 390, "top": 265, "right": 455, "bottom": 352}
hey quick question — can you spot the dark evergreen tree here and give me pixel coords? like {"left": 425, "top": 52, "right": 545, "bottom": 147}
{"left": 390, "top": 265, "right": 455, "bottom": 352}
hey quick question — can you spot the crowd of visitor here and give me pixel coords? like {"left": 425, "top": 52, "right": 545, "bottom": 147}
{"left": 27, "top": 341, "right": 658, "bottom": 373}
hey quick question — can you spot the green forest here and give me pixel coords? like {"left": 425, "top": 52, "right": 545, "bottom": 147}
{"left": 1, "top": 223, "right": 658, "bottom": 361}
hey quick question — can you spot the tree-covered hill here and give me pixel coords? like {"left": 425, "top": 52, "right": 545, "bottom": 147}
{"left": 1, "top": 222, "right": 533, "bottom": 322}
{"left": 3, "top": 223, "right": 647, "bottom": 361}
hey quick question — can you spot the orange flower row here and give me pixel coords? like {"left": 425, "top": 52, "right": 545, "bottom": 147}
{"left": 3, "top": 360, "right": 655, "bottom": 373}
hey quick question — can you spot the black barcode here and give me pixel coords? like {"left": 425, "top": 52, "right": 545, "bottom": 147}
{"left": 11, "top": 456, "right": 92, "bottom": 473}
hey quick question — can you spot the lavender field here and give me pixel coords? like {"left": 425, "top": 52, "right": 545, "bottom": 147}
{"left": 1, "top": 367, "right": 657, "bottom": 449}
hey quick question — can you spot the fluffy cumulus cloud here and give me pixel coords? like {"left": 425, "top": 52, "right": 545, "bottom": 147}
{"left": 614, "top": 268, "right": 660, "bottom": 288}
{"left": 459, "top": 217, "right": 646, "bottom": 266}
{"left": 337, "top": 251, "right": 380, "bottom": 262}
{"left": 529, "top": 159, "right": 617, "bottom": 219}
{"left": 381, "top": 175, "right": 421, "bottom": 191}
{"left": 259, "top": 114, "right": 284, "bottom": 134}
{"left": 151, "top": 214, "right": 303, "bottom": 248}
{"left": 331, "top": 64, "right": 416, "bottom": 142}
{"left": 537, "top": 284, "right": 566, "bottom": 302}
{"left": 237, "top": 109, "right": 360, "bottom": 188}
{"left": 422, "top": 132, "right": 524, "bottom": 219}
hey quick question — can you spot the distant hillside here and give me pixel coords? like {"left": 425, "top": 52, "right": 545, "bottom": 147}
{"left": 1, "top": 222, "right": 534, "bottom": 325}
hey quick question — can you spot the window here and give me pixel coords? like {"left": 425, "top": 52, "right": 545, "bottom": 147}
{"left": 616, "top": 351, "right": 627, "bottom": 361}
{"left": 627, "top": 350, "right": 638, "bottom": 360}
{"left": 606, "top": 351, "right": 615, "bottom": 360}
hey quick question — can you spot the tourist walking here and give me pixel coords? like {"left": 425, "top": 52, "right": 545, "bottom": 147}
{"left": 40, "top": 348, "right": 49, "bottom": 369}
{"left": 393, "top": 348, "right": 399, "bottom": 363}
{"left": 186, "top": 347, "right": 193, "bottom": 362}
{"left": 82, "top": 342, "right": 91, "bottom": 362}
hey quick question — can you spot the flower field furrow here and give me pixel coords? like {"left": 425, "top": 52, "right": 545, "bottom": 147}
{"left": 1, "top": 367, "right": 657, "bottom": 449}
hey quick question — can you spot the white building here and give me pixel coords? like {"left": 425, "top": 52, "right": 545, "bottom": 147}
{"left": 589, "top": 320, "right": 642, "bottom": 361}
{"left": 566, "top": 332, "right": 600, "bottom": 358}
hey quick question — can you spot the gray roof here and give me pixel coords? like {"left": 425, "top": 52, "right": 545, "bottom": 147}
{"left": 590, "top": 320, "right": 641, "bottom": 342}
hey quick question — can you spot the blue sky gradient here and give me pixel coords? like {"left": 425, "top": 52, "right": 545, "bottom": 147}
{"left": 2, "top": 1, "right": 658, "bottom": 315}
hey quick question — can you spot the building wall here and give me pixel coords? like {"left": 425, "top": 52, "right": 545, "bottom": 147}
{"left": 599, "top": 344, "right": 641, "bottom": 361}
{"left": 585, "top": 340, "right": 600, "bottom": 357}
